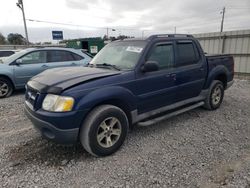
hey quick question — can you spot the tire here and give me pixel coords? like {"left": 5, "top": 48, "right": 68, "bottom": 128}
{"left": 80, "top": 105, "right": 129, "bottom": 157}
{"left": 0, "top": 77, "right": 13, "bottom": 98}
{"left": 204, "top": 80, "right": 224, "bottom": 110}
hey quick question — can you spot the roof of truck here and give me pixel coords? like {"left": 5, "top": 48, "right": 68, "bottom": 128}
{"left": 122, "top": 34, "right": 194, "bottom": 42}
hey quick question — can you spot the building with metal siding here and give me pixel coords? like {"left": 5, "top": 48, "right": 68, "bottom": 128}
{"left": 194, "top": 29, "right": 250, "bottom": 75}
{"left": 65, "top": 38, "right": 105, "bottom": 56}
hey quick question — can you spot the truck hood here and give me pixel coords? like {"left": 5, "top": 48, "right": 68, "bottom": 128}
{"left": 28, "top": 67, "right": 120, "bottom": 94}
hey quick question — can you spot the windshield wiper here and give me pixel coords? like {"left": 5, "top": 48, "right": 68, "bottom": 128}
{"left": 95, "top": 63, "right": 121, "bottom": 71}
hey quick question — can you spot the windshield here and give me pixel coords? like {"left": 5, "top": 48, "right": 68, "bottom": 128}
{"left": 90, "top": 41, "right": 146, "bottom": 70}
{"left": 1, "top": 49, "right": 33, "bottom": 64}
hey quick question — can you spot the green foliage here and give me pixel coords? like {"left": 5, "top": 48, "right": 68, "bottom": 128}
{"left": 0, "top": 33, "right": 6, "bottom": 44}
{"left": 7, "top": 33, "right": 26, "bottom": 45}
{"left": 103, "top": 35, "right": 134, "bottom": 41}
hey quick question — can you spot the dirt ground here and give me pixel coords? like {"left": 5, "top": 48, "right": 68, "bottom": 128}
{"left": 0, "top": 80, "right": 250, "bottom": 188}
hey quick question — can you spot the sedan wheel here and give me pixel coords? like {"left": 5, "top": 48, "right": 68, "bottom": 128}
{"left": 0, "top": 82, "right": 9, "bottom": 97}
{"left": 0, "top": 78, "right": 13, "bottom": 98}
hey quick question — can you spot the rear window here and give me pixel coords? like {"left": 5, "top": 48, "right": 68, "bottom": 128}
{"left": 71, "top": 53, "right": 84, "bottom": 60}
{"left": 81, "top": 50, "right": 93, "bottom": 58}
{"left": 176, "top": 42, "right": 200, "bottom": 67}
{"left": 47, "top": 50, "right": 76, "bottom": 62}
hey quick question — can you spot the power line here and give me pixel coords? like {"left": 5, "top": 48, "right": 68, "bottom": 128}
{"left": 26, "top": 18, "right": 142, "bottom": 32}
{"left": 227, "top": 6, "right": 250, "bottom": 9}
{"left": 27, "top": 19, "right": 106, "bottom": 29}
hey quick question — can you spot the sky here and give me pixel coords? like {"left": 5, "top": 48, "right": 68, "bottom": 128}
{"left": 0, "top": 0, "right": 250, "bottom": 42}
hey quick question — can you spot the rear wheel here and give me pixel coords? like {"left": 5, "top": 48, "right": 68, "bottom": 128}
{"left": 0, "top": 77, "right": 13, "bottom": 98}
{"left": 80, "top": 105, "right": 129, "bottom": 157}
{"left": 204, "top": 80, "right": 224, "bottom": 110}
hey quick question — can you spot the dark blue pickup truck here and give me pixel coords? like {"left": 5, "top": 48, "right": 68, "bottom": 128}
{"left": 25, "top": 34, "right": 234, "bottom": 156}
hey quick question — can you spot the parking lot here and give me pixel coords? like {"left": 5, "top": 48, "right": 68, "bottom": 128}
{"left": 0, "top": 79, "right": 249, "bottom": 187}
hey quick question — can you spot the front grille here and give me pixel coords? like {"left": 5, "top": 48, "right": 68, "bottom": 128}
{"left": 25, "top": 87, "right": 39, "bottom": 109}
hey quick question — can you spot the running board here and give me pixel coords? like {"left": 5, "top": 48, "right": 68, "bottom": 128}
{"left": 137, "top": 101, "right": 204, "bottom": 126}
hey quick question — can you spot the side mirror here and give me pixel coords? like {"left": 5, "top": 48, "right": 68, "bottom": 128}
{"left": 16, "top": 59, "right": 22, "bottom": 64}
{"left": 141, "top": 61, "right": 159, "bottom": 72}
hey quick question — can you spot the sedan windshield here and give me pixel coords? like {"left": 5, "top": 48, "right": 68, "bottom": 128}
{"left": 90, "top": 41, "right": 146, "bottom": 70}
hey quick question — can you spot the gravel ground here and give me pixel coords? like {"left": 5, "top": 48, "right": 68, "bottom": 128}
{"left": 0, "top": 79, "right": 250, "bottom": 188}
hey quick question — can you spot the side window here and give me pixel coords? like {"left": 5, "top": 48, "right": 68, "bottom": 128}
{"left": 176, "top": 42, "right": 200, "bottom": 67}
{"left": 47, "top": 50, "right": 75, "bottom": 62}
{"left": 71, "top": 53, "right": 83, "bottom": 61}
{"left": 147, "top": 44, "right": 174, "bottom": 69}
{"left": 20, "top": 51, "right": 46, "bottom": 64}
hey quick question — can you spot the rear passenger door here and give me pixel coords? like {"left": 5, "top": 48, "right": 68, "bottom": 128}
{"left": 45, "top": 50, "right": 83, "bottom": 69}
{"left": 173, "top": 40, "right": 206, "bottom": 102}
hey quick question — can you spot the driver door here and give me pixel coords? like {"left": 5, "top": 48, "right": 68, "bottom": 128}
{"left": 13, "top": 50, "right": 47, "bottom": 87}
{"left": 135, "top": 42, "right": 177, "bottom": 114}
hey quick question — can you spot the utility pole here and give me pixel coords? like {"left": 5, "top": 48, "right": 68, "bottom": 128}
{"left": 220, "top": 7, "right": 226, "bottom": 32}
{"left": 174, "top": 26, "right": 176, "bottom": 34}
{"left": 106, "top": 28, "right": 115, "bottom": 40}
{"left": 106, "top": 27, "right": 109, "bottom": 39}
{"left": 16, "top": 0, "right": 29, "bottom": 45}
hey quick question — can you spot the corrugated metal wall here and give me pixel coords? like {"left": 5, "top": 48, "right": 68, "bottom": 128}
{"left": 194, "top": 30, "right": 250, "bottom": 73}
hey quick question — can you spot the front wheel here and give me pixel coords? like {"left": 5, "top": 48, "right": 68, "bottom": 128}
{"left": 80, "top": 105, "right": 129, "bottom": 157}
{"left": 0, "top": 77, "right": 13, "bottom": 98}
{"left": 204, "top": 80, "right": 224, "bottom": 110}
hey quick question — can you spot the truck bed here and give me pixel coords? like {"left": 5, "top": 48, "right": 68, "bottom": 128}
{"left": 206, "top": 54, "right": 234, "bottom": 72}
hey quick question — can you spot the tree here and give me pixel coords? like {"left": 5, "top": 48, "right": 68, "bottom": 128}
{"left": 42, "top": 42, "right": 52, "bottom": 45}
{"left": 7, "top": 33, "right": 26, "bottom": 45}
{"left": 0, "top": 33, "right": 6, "bottom": 44}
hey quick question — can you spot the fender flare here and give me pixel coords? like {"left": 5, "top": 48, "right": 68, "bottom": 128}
{"left": 75, "top": 86, "right": 137, "bottom": 112}
{"left": 205, "top": 65, "right": 229, "bottom": 89}
{"left": 0, "top": 73, "right": 15, "bottom": 89}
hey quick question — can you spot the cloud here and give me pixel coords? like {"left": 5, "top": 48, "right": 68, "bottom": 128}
{"left": 1, "top": 0, "right": 249, "bottom": 42}
{"left": 65, "top": 0, "right": 250, "bottom": 34}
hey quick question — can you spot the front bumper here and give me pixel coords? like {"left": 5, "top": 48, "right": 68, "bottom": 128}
{"left": 25, "top": 104, "right": 80, "bottom": 145}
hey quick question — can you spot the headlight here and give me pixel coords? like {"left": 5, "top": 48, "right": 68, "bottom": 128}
{"left": 42, "top": 94, "right": 74, "bottom": 112}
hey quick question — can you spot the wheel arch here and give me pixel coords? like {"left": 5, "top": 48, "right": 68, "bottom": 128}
{"left": 76, "top": 86, "right": 137, "bottom": 128}
{"left": 214, "top": 73, "right": 227, "bottom": 88}
{"left": 205, "top": 65, "right": 229, "bottom": 89}
{"left": 89, "top": 98, "right": 133, "bottom": 128}
{"left": 0, "top": 74, "right": 15, "bottom": 89}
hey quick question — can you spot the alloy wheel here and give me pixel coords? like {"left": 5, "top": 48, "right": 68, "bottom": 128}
{"left": 97, "top": 117, "right": 122, "bottom": 148}
{"left": 0, "top": 81, "right": 9, "bottom": 97}
{"left": 211, "top": 85, "right": 222, "bottom": 105}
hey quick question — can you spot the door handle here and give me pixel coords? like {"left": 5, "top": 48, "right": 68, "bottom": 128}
{"left": 41, "top": 64, "right": 48, "bottom": 68}
{"left": 166, "top": 74, "right": 176, "bottom": 80}
{"left": 171, "top": 74, "right": 176, "bottom": 81}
